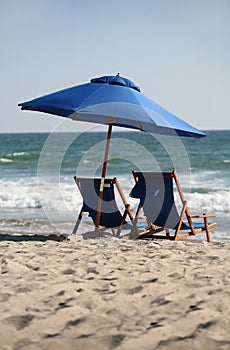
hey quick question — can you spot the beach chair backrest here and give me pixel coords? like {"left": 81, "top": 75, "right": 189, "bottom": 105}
{"left": 130, "top": 171, "right": 187, "bottom": 229}
{"left": 75, "top": 177, "right": 125, "bottom": 228}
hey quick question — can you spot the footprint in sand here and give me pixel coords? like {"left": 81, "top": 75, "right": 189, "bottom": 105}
{"left": 4, "top": 314, "right": 34, "bottom": 330}
{"left": 1, "top": 257, "right": 8, "bottom": 274}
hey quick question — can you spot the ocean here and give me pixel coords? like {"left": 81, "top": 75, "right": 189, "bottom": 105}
{"left": 0, "top": 130, "right": 229, "bottom": 242}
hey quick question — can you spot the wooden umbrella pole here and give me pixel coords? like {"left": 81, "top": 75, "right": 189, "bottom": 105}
{"left": 95, "top": 124, "right": 113, "bottom": 228}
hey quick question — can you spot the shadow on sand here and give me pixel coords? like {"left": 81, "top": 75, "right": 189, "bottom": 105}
{"left": 0, "top": 232, "right": 67, "bottom": 242}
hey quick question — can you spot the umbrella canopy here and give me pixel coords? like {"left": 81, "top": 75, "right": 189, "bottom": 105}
{"left": 19, "top": 74, "right": 205, "bottom": 138}
{"left": 18, "top": 74, "right": 205, "bottom": 228}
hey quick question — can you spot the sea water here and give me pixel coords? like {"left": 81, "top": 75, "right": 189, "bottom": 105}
{"left": 0, "top": 130, "right": 229, "bottom": 242}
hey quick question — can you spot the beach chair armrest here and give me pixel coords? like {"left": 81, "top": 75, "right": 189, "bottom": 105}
{"left": 190, "top": 214, "right": 216, "bottom": 218}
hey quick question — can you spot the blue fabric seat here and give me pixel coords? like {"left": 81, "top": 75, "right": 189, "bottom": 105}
{"left": 130, "top": 171, "right": 217, "bottom": 241}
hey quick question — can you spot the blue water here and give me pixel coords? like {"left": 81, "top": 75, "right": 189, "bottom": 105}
{"left": 0, "top": 130, "right": 229, "bottom": 242}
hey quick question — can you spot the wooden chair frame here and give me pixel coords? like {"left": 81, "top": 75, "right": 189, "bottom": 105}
{"left": 131, "top": 170, "right": 217, "bottom": 242}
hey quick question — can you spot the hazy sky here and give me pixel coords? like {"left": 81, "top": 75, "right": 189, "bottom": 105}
{"left": 1, "top": 0, "right": 229, "bottom": 132}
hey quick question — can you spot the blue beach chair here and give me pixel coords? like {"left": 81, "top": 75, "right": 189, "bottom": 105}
{"left": 130, "top": 170, "right": 217, "bottom": 241}
{"left": 73, "top": 177, "right": 134, "bottom": 237}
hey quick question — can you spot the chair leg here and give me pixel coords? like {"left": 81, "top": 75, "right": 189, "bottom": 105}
{"left": 111, "top": 228, "right": 116, "bottom": 236}
{"left": 72, "top": 210, "right": 84, "bottom": 234}
{"left": 116, "top": 206, "right": 130, "bottom": 238}
{"left": 129, "top": 224, "right": 143, "bottom": 239}
{"left": 204, "top": 217, "right": 211, "bottom": 242}
{"left": 165, "top": 228, "right": 170, "bottom": 238}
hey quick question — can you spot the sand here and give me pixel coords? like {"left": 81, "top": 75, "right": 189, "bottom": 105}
{"left": 0, "top": 231, "right": 229, "bottom": 350}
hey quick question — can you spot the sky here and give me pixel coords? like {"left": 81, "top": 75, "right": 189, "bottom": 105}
{"left": 0, "top": 0, "right": 229, "bottom": 132}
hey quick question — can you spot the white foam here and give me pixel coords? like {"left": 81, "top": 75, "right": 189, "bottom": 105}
{"left": 186, "top": 190, "right": 230, "bottom": 213}
{"left": 0, "top": 177, "right": 81, "bottom": 213}
{"left": 7, "top": 152, "right": 29, "bottom": 157}
{"left": 1, "top": 173, "right": 229, "bottom": 214}
{"left": 0, "top": 177, "right": 41, "bottom": 209}
{"left": 0, "top": 158, "right": 13, "bottom": 163}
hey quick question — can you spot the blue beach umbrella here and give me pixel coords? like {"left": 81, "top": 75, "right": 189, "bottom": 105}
{"left": 18, "top": 74, "right": 205, "bottom": 227}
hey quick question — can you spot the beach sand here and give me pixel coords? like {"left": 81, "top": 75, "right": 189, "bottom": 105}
{"left": 0, "top": 232, "right": 229, "bottom": 350}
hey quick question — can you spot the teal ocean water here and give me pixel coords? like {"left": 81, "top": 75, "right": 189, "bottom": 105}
{"left": 0, "top": 130, "right": 229, "bottom": 242}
